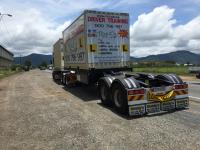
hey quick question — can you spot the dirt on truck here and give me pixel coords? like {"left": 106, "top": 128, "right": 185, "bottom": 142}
{"left": 52, "top": 10, "right": 189, "bottom": 116}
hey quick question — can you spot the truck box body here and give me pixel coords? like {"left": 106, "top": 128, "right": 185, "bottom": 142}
{"left": 63, "top": 10, "right": 130, "bottom": 70}
{"left": 53, "top": 39, "right": 64, "bottom": 71}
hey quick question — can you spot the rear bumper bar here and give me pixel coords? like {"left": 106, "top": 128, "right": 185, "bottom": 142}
{"left": 129, "top": 98, "right": 189, "bottom": 116}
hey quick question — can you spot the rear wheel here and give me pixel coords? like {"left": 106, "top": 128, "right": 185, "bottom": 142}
{"left": 54, "top": 74, "right": 59, "bottom": 80}
{"left": 52, "top": 71, "right": 60, "bottom": 80}
{"left": 111, "top": 83, "right": 128, "bottom": 114}
{"left": 99, "top": 81, "right": 112, "bottom": 105}
{"left": 61, "top": 74, "right": 65, "bottom": 84}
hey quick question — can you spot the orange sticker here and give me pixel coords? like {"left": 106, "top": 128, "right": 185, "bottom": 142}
{"left": 118, "top": 30, "right": 128, "bottom": 38}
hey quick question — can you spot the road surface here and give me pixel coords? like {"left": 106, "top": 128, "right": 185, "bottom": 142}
{"left": 189, "top": 82, "right": 200, "bottom": 102}
{"left": 0, "top": 70, "right": 200, "bottom": 150}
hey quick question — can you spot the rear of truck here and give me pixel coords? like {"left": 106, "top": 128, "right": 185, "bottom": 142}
{"left": 90, "top": 11, "right": 189, "bottom": 116}
{"left": 99, "top": 73, "right": 189, "bottom": 116}
{"left": 62, "top": 10, "right": 130, "bottom": 84}
{"left": 85, "top": 10, "right": 130, "bottom": 69}
{"left": 62, "top": 10, "right": 189, "bottom": 116}
{"left": 127, "top": 74, "right": 189, "bottom": 116}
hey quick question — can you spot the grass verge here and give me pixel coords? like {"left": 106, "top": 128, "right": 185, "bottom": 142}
{"left": 132, "top": 66, "right": 192, "bottom": 75}
{"left": 0, "top": 69, "right": 22, "bottom": 80}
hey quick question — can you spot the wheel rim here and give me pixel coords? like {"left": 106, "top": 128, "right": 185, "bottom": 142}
{"left": 55, "top": 74, "right": 58, "bottom": 79}
{"left": 114, "top": 89, "right": 123, "bottom": 108}
{"left": 100, "top": 84, "right": 107, "bottom": 101}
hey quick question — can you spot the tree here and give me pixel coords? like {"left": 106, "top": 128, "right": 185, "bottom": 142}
{"left": 24, "top": 60, "right": 32, "bottom": 67}
{"left": 40, "top": 61, "right": 47, "bottom": 67}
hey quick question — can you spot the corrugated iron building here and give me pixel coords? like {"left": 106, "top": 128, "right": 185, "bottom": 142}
{"left": 0, "top": 45, "right": 14, "bottom": 68}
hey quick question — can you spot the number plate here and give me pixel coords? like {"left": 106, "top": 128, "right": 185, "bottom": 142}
{"left": 146, "top": 103, "right": 160, "bottom": 113}
{"left": 151, "top": 87, "right": 166, "bottom": 92}
{"left": 129, "top": 105, "right": 145, "bottom": 116}
{"left": 161, "top": 100, "right": 175, "bottom": 111}
{"left": 176, "top": 99, "right": 189, "bottom": 109}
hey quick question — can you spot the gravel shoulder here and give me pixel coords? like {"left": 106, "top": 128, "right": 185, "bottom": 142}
{"left": 180, "top": 75, "right": 199, "bottom": 82}
{"left": 0, "top": 70, "right": 200, "bottom": 150}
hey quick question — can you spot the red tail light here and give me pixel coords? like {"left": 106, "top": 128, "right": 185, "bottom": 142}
{"left": 175, "top": 84, "right": 188, "bottom": 89}
{"left": 128, "top": 89, "right": 145, "bottom": 95}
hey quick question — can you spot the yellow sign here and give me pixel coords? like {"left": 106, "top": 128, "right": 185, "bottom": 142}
{"left": 148, "top": 90, "right": 175, "bottom": 102}
{"left": 88, "top": 44, "right": 97, "bottom": 52}
{"left": 121, "top": 44, "right": 128, "bottom": 52}
{"left": 79, "top": 37, "right": 84, "bottom": 48}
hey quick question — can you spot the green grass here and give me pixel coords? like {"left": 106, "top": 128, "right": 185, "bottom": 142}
{"left": 132, "top": 66, "right": 190, "bottom": 75}
{"left": 0, "top": 69, "right": 21, "bottom": 80}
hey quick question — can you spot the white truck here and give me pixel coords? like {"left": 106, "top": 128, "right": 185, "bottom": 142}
{"left": 53, "top": 10, "right": 189, "bottom": 116}
{"left": 52, "top": 38, "right": 65, "bottom": 80}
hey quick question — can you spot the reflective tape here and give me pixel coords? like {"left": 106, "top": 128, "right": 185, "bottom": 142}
{"left": 171, "top": 74, "right": 179, "bottom": 83}
{"left": 107, "top": 77, "right": 112, "bottom": 84}
{"left": 124, "top": 78, "right": 131, "bottom": 88}
{"left": 128, "top": 95, "right": 144, "bottom": 101}
{"left": 127, "top": 78, "right": 137, "bottom": 88}
{"left": 174, "top": 90, "right": 188, "bottom": 95}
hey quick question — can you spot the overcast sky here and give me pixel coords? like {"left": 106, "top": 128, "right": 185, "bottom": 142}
{"left": 0, "top": 0, "right": 200, "bottom": 57}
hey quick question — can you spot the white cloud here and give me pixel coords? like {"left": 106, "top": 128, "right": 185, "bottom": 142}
{"left": 112, "top": 0, "right": 146, "bottom": 8}
{"left": 130, "top": 5, "right": 200, "bottom": 57}
{"left": 0, "top": 1, "right": 200, "bottom": 58}
{"left": 2, "top": 0, "right": 142, "bottom": 57}
{"left": 174, "top": 16, "right": 200, "bottom": 40}
{"left": 0, "top": 8, "right": 71, "bottom": 56}
{"left": 131, "top": 6, "right": 176, "bottom": 41}
{"left": 0, "top": 0, "right": 113, "bottom": 56}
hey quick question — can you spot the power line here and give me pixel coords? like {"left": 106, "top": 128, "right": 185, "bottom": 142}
{"left": 1, "top": 17, "right": 14, "bottom": 43}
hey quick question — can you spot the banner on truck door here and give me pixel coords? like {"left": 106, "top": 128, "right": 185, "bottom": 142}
{"left": 86, "top": 12, "right": 130, "bottom": 63}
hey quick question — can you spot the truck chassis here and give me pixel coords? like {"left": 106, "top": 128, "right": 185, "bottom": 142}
{"left": 57, "top": 69, "right": 189, "bottom": 116}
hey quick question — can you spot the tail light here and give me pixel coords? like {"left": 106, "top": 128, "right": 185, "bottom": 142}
{"left": 175, "top": 84, "right": 188, "bottom": 89}
{"left": 128, "top": 89, "right": 145, "bottom": 95}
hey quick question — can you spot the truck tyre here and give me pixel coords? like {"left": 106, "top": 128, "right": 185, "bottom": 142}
{"left": 54, "top": 74, "right": 59, "bottom": 80}
{"left": 99, "top": 81, "right": 112, "bottom": 106}
{"left": 52, "top": 73, "right": 55, "bottom": 80}
{"left": 63, "top": 75, "right": 66, "bottom": 85}
{"left": 111, "top": 83, "right": 128, "bottom": 115}
{"left": 61, "top": 74, "right": 64, "bottom": 84}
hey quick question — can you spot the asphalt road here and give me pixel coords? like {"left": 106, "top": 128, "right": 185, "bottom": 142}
{"left": 189, "top": 82, "right": 200, "bottom": 102}
{"left": 0, "top": 70, "right": 200, "bottom": 150}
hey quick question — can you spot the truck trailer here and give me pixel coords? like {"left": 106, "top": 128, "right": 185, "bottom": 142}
{"left": 52, "top": 38, "right": 64, "bottom": 80}
{"left": 52, "top": 10, "right": 189, "bottom": 116}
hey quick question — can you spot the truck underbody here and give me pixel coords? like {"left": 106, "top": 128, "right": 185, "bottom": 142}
{"left": 53, "top": 68, "right": 189, "bottom": 116}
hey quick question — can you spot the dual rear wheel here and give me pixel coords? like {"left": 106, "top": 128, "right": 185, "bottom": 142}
{"left": 99, "top": 81, "right": 128, "bottom": 114}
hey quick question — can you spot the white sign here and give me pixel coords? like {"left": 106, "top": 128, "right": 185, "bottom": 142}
{"left": 63, "top": 14, "right": 85, "bottom": 64}
{"left": 86, "top": 12, "right": 130, "bottom": 63}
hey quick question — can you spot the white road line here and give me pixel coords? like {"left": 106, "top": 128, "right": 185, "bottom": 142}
{"left": 189, "top": 96, "right": 200, "bottom": 100}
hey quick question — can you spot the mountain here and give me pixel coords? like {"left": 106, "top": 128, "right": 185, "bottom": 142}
{"left": 14, "top": 50, "right": 200, "bottom": 66}
{"left": 131, "top": 50, "right": 200, "bottom": 64}
{"left": 14, "top": 53, "right": 52, "bottom": 66}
